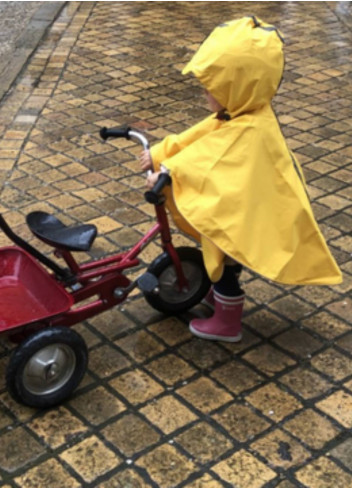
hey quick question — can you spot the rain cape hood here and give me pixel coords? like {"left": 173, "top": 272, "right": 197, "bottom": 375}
{"left": 150, "top": 17, "right": 342, "bottom": 285}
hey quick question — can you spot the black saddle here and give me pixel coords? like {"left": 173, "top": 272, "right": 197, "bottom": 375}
{"left": 26, "top": 211, "right": 97, "bottom": 252}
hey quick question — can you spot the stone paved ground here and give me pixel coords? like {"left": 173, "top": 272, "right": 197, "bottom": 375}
{"left": 0, "top": 2, "right": 63, "bottom": 101}
{"left": 0, "top": 2, "right": 43, "bottom": 59}
{"left": 0, "top": 1, "right": 351, "bottom": 487}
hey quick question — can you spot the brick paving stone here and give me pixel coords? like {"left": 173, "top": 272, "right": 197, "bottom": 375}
{"left": 212, "top": 449, "right": 277, "bottom": 487}
{"left": 136, "top": 443, "right": 197, "bottom": 488}
{"left": 242, "top": 343, "right": 296, "bottom": 375}
{"left": 244, "top": 308, "right": 290, "bottom": 338}
{"left": 68, "top": 386, "right": 126, "bottom": 425}
{"left": 210, "top": 359, "right": 265, "bottom": 395}
{"left": 250, "top": 429, "right": 312, "bottom": 470}
{"left": 140, "top": 394, "right": 197, "bottom": 435}
{"left": 0, "top": 1, "right": 351, "bottom": 487}
{"left": 336, "top": 332, "right": 352, "bottom": 355}
{"left": 213, "top": 403, "right": 272, "bottom": 443}
{"left": 187, "top": 473, "right": 226, "bottom": 488}
{"left": 176, "top": 377, "right": 233, "bottom": 414}
{"left": 101, "top": 413, "right": 161, "bottom": 457}
{"left": 175, "top": 421, "right": 233, "bottom": 464}
{"left": 295, "top": 456, "right": 352, "bottom": 488}
{"left": 0, "top": 426, "right": 45, "bottom": 472}
{"left": 273, "top": 328, "right": 323, "bottom": 358}
{"left": 98, "top": 468, "right": 151, "bottom": 488}
{"left": 28, "top": 407, "right": 88, "bottom": 449}
{"left": 145, "top": 353, "right": 197, "bottom": 386}
{"left": 59, "top": 435, "right": 121, "bottom": 483}
{"left": 311, "top": 347, "right": 352, "bottom": 381}
{"left": 109, "top": 368, "right": 164, "bottom": 405}
{"left": 246, "top": 383, "right": 303, "bottom": 423}
{"left": 330, "top": 437, "right": 352, "bottom": 472}
{"left": 283, "top": 408, "right": 341, "bottom": 450}
{"left": 14, "top": 458, "right": 80, "bottom": 488}
{"left": 302, "top": 310, "right": 351, "bottom": 339}
{"left": 316, "top": 390, "right": 352, "bottom": 429}
{"left": 279, "top": 367, "right": 335, "bottom": 401}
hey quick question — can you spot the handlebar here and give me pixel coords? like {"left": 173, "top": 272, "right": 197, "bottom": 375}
{"left": 100, "top": 125, "right": 171, "bottom": 204}
{"left": 100, "top": 126, "right": 150, "bottom": 151}
{"left": 144, "top": 173, "right": 171, "bottom": 204}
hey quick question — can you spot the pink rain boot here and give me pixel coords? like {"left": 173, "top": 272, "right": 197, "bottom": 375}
{"left": 201, "top": 286, "right": 215, "bottom": 310}
{"left": 190, "top": 290, "right": 244, "bottom": 342}
{"left": 202, "top": 265, "right": 242, "bottom": 311}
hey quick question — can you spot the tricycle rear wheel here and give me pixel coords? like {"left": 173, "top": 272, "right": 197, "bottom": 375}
{"left": 145, "top": 246, "right": 211, "bottom": 314}
{"left": 6, "top": 326, "right": 88, "bottom": 408}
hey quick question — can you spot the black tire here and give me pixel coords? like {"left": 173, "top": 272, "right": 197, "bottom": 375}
{"left": 6, "top": 327, "right": 88, "bottom": 408}
{"left": 145, "top": 246, "right": 211, "bottom": 314}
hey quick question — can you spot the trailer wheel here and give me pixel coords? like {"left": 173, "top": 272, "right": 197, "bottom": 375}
{"left": 6, "top": 327, "right": 87, "bottom": 408}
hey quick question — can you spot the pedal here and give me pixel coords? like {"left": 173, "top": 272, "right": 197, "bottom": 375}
{"left": 137, "top": 273, "right": 159, "bottom": 294}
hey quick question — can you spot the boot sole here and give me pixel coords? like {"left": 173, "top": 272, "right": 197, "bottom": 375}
{"left": 189, "top": 325, "right": 242, "bottom": 342}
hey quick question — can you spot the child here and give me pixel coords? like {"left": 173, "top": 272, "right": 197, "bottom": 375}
{"left": 140, "top": 17, "right": 342, "bottom": 342}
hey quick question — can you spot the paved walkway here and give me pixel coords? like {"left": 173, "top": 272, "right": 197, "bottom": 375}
{"left": 0, "top": 2, "right": 64, "bottom": 101}
{"left": 0, "top": 2, "right": 351, "bottom": 487}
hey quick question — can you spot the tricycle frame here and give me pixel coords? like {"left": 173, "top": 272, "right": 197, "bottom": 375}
{"left": 1, "top": 126, "right": 211, "bottom": 408}
{"left": 0, "top": 192, "right": 189, "bottom": 336}
{"left": 49, "top": 203, "right": 189, "bottom": 328}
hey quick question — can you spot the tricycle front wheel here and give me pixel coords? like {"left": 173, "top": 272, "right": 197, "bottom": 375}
{"left": 145, "top": 246, "right": 211, "bottom": 314}
{"left": 6, "top": 327, "right": 88, "bottom": 408}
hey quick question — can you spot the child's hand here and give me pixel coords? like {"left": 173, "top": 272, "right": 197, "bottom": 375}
{"left": 146, "top": 171, "right": 161, "bottom": 189}
{"left": 140, "top": 150, "right": 153, "bottom": 171}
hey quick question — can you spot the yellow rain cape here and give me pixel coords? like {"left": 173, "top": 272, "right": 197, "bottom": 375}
{"left": 150, "top": 17, "right": 342, "bottom": 286}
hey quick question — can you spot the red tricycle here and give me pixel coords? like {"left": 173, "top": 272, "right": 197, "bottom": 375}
{"left": 0, "top": 127, "right": 210, "bottom": 408}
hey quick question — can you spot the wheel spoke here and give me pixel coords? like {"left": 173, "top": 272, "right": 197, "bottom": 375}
{"left": 159, "top": 262, "right": 202, "bottom": 303}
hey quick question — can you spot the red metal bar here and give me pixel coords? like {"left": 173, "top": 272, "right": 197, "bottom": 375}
{"left": 78, "top": 252, "right": 126, "bottom": 271}
{"left": 155, "top": 205, "right": 172, "bottom": 247}
{"left": 59, "top": 250, "right": 81, "bottom": 274}
{"left": 75, "top": 259, "right": 139, "bottom": 282}
{"left": 164, "top": 241, "right": 189, "bottom": 290}
{"left": 51, "top": 299, "right": 112, "bottom": 327}
{"left": 154, "top": 205, "right": 189, "bottom": 290}
{"left": 59, "top": 223, "right": 162, "bottom": 282}
{"left": 72, "top": 270, "right": 131, "bottom": 302}
{"left": 52, "top": 273, "right": 131, "bottom": 326}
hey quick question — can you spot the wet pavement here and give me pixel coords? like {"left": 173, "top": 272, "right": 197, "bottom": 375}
{"left": 0, "top": 2, "right": 64, "bottom": 101}
{"left": 0, "top": 2, "right": 43, "bottom": 59}
{"left": 0, "top": 1, "right": 351, "bottom": 487}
